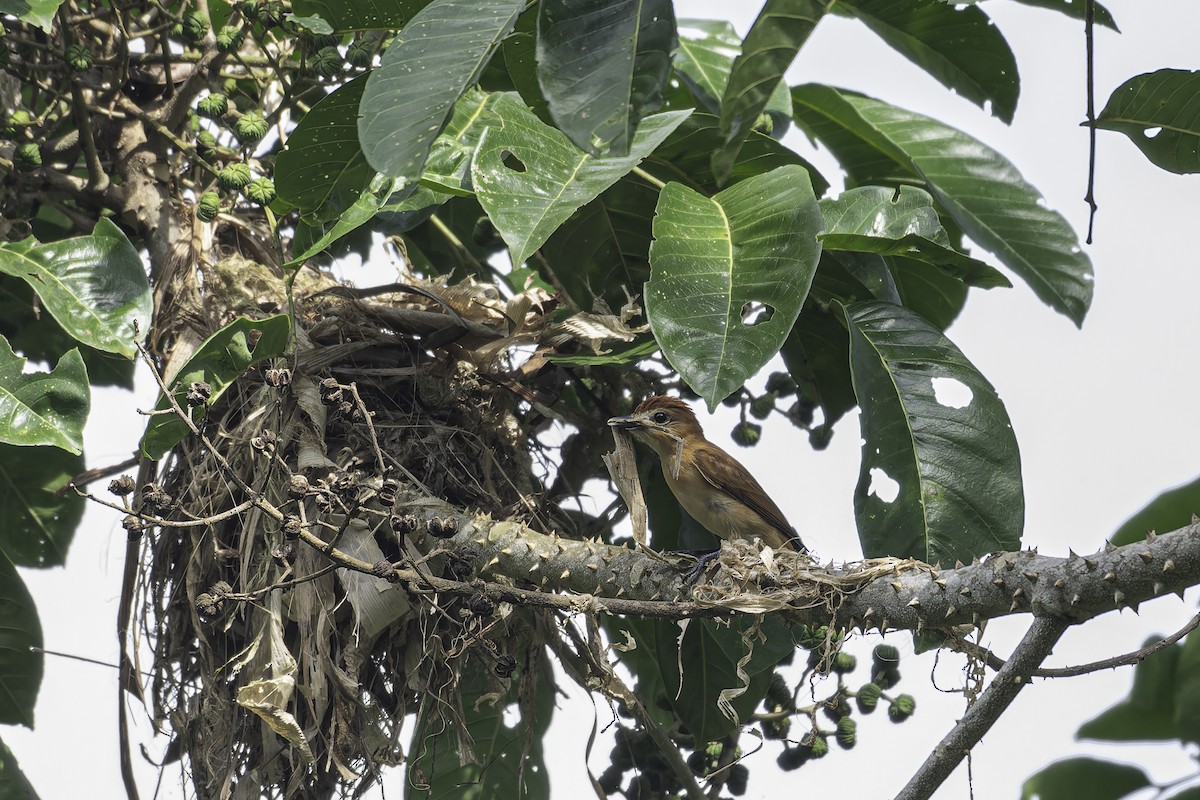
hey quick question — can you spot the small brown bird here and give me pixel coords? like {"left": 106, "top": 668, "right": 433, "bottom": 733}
{"left": 608, "top": 396, "right": 805, "bottom": 553}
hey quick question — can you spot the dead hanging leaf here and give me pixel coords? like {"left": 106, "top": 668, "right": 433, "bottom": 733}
{"left": 545, "top": 290, "right": 650, "bottom": 355}
{"left": 603, "top": 427, "right": 647, "bottom": 546}
{"left": 237, "top": 675, "right": 315, "bottom": 763}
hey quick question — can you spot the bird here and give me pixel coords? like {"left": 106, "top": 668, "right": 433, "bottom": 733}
{"left": 607, "top": 396, "right": 805, "bottom": 555}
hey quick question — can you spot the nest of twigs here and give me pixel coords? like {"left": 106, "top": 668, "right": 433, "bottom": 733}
{"left": 138, "top": 261, "right": 592, "bottom": 799}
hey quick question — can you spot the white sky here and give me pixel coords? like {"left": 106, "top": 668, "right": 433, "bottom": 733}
{"left": 8, "top": 1, "right": 1200, "bottom": 799}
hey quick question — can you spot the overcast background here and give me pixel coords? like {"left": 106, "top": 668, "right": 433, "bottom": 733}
{"left": 7, "top": 1, "right": 1200, "bottom": 798}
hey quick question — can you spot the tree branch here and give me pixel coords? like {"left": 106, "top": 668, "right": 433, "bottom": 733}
{"left": 895, "top": 616, "right": 1070, "bottom": 800}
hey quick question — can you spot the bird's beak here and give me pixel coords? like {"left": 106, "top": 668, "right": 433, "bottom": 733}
{"left": 607, "top": 414, "right": 642, "bottom": 431}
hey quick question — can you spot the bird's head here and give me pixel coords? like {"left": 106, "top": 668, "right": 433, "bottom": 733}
{"left": 608, "top": 396, "right": 705, "bottom": 457}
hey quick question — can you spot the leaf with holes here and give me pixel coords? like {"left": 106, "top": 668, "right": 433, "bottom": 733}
{"left": 471, "top": 93, "right": 690, "bottom": 267}
{"left": 0, "top": 444, "right": 84, "bottom": 568}
{"left": 646, "top": 164, "right": 822, "bottom": 410}
{"left": 537, "top": 0, "right": 676, "bottom": 156}
{"left": 792, "top": 84, "right": 1093, "bottom": 326}
{"left": 834, "top": 0, "right": 1018, "bottom": 123}
{"left": 819, "top": 185, "right": 1011, "bottom": 289}
{"left": 846, "top": 301, "right": 1023, "bottom": 563}
{"left": 358, "top": 0, "right": 522, "bottom": 182}
{"left": 1096, "top": 69, "right": 1200, "bottom": 174}
{"left": 0, "top": 219, "right": 151, "bottom": 358}
{"left": 714, "top": 0, "right": 824, "bottom": 182}
{"left": 0, "top": 551, "right": 42, "bottom": 727}
{"left": 140, "top": 315, "right": 291, "bottom": 460}
{"left": 0, "top": 337, "right": 89, "bottom": 455}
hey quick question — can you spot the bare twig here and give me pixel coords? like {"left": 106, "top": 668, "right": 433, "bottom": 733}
{"left": 896, "top": 616, "right": 1071, "bottom": 800}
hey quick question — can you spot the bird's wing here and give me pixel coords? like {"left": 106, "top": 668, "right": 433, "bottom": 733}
{"left": 692, "top": 446, "right": 805, "bottom": 552}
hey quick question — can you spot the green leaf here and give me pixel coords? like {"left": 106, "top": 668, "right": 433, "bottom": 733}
{"left": 1110, "top": 475, "right": 1200, "bottom": 547}
{"left": 1021, "top": 758, "right": 1148, "bottom": 800}
{"left": 939, "top": 0, "right": 1118, "bottom": 31}
{"left": 471, "top": 93, "right": 690, "bottom": 266}
{"left": 409, "top": 653, "right": 552, "bottom": 800}
{"left": 0, "top": 551, "right": 42, "bottom": 727}
{"left": 0, "top": 337, "right": 88, "bottom": 455}
{"left": 537, "top": 0, "right": 676, "bottom": 156}
{"left": 792, "top": 84, "right": 1094, "bottom": 326}
{"left": 290, "top": 0, "right": 430, "bottom": 32}
{"left": 0, "top": 219, "right": 151, "bottom": 358}
{"left": 714, "top": 0, "right": 824, "bottom": 181}
{"left": 420, "top": 88, "right": 500, "bottom": 196}
{"left": 888, "top": 256, "right": 968, "bottom": 330}
{"left": 674, "top": 19, "right": 793, "bottom": 127}
{"left": 0, "top": 737, "right": 41, "bottom": 800}
{"left": 781, "top": 305, "right": 856, "bottom": 429}
{"left": 0, "top": 0, "right": 64, "bottom": 32}
{"left": 0, "top": 444, "right": 84, "bottom": 568}
{"left": 544, "top": 339, "right": 658, "bottom": 366}
{"left": 1176, "top": 631, "right": 1200, "bottom": 744}
{"left": 286, "top": 174, "right": 402, "bottom": 267}
{"left": 276, "top": 75, "right": 372, "bottom": 218}
{"left": 819, "top": 185, "right": 1011, "bottom": 289}
{"left": 538, "top": 177, "right": 658, "bottom": 310}
{"left": 358, "top": 0, "right": 523, "bottom": 182}
{"left": 501, "top": 7, "right": 550, "bottom": 122}
{"left": 0, "top": 278, "right": 134, "bottom": 389}
{"left": 646, "top": 164, "right": 822, "bottom": 410}
{"left": 1077, "top": 638, "right": 1181, "bottom": 742}
{"left": 1096, "top": 69, "right": 1200, "bottom": 174}
{"left": 835, "top": 0, "right": 1018, "bottom": 123}
{"left": 647, "top": 112, "right": 829, "bottom": 196}
{"left": 845, "top": 301, "right": 1023, "bottom": 563}
{"left": 140, "top": 315, "right": 291, "bottom": 460}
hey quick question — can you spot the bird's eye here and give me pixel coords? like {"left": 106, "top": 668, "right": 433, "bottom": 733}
{"left": 652, "top": 411, "right": 670, "bottom": 424}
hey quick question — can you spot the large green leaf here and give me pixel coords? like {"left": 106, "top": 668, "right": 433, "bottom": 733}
{"left": 835, "top": 0, "right": 1018, "bottom": 123}
{"left": 646, "top": 112, "right": 829, "bottom": 196}
{"left": 888, "top": 255, "right": 968, "bottom": 330}
{"left": 938, "top": 0, "right": 1117, "bottom": 30}
{"left": 1077, "top": 638, "right": 1181, "bottom": 742}
{"left": 0, "top": 219, "right": 151, "bottom": 358}
{"left": 140, "top": 315, "right": 291, "bottom": 460}
{"left": 276, "top": 75, "right": 372, "bottom": 218}
{"left": 673, "top": 19, "right": 793, "bottom": 127}
{"left": 714, "top": 0, "right": 824, "bottom": 181}
{"left": 0, "top": 736, "right": 41, "bottom": 800}
{"left": 1020, "top": 758, "right": 1149, "bottom": 800}
{"left": 1110, "top": 474, "right": 1200, "bottom": 547}
{"left": 1096, "top": 69, "right": 1200, "bottom": 174}
{"left": 286, "top": 174, "right": 402, "bottom": 267}
{"left": 471, "top": 93, "right": 690, "bottom": 266}
{"left": 0, "top": 337, "right": 88, "bottom": 455}
{"left": 501, "top": 7, "right": 550, "bottom": 122}
{"left": 0, "top": 552, "right": 41, "bottom": 727}
{"left": 792, "top": 84, "right": 1094, "bottom": 326}
{"left": 845, "top": 301, "right": 1023, "bottom": 563}
{"left": 537, "top": 0, "right": 676, "bottom": 156}
{"left": 408, "top": 653, "right": 552, "bottom": 800}
{"left": 539, "top": 177, "right": 659, "bottom": 310}
{"left": 646, "top": 165, "right": 822, "bottom": 410}
{"left": 0, "top": 444, "right": 84, "bottom": 568}
{"left": 781, "top": 304, "right": 856, "bottom": 429}
{"left": 0, "top": 0, "right": 63, "bottom": 32}
{"left": 819, "top": 185, "right": 1011, "bottom": 289}
{"left": 0, "top": 278, "right": 134, "bottom": 389}
{"left": 358, "top": 0, "right": 523, "bottom": 181}
{"left": 420, "top": 88, "right": 500, "bottom": 196}
{"left": 290, "top": 0, "right": 430, "bottom": 32}
{"left": 1175, "top": 630, "right": 1200, "bottom": 744}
